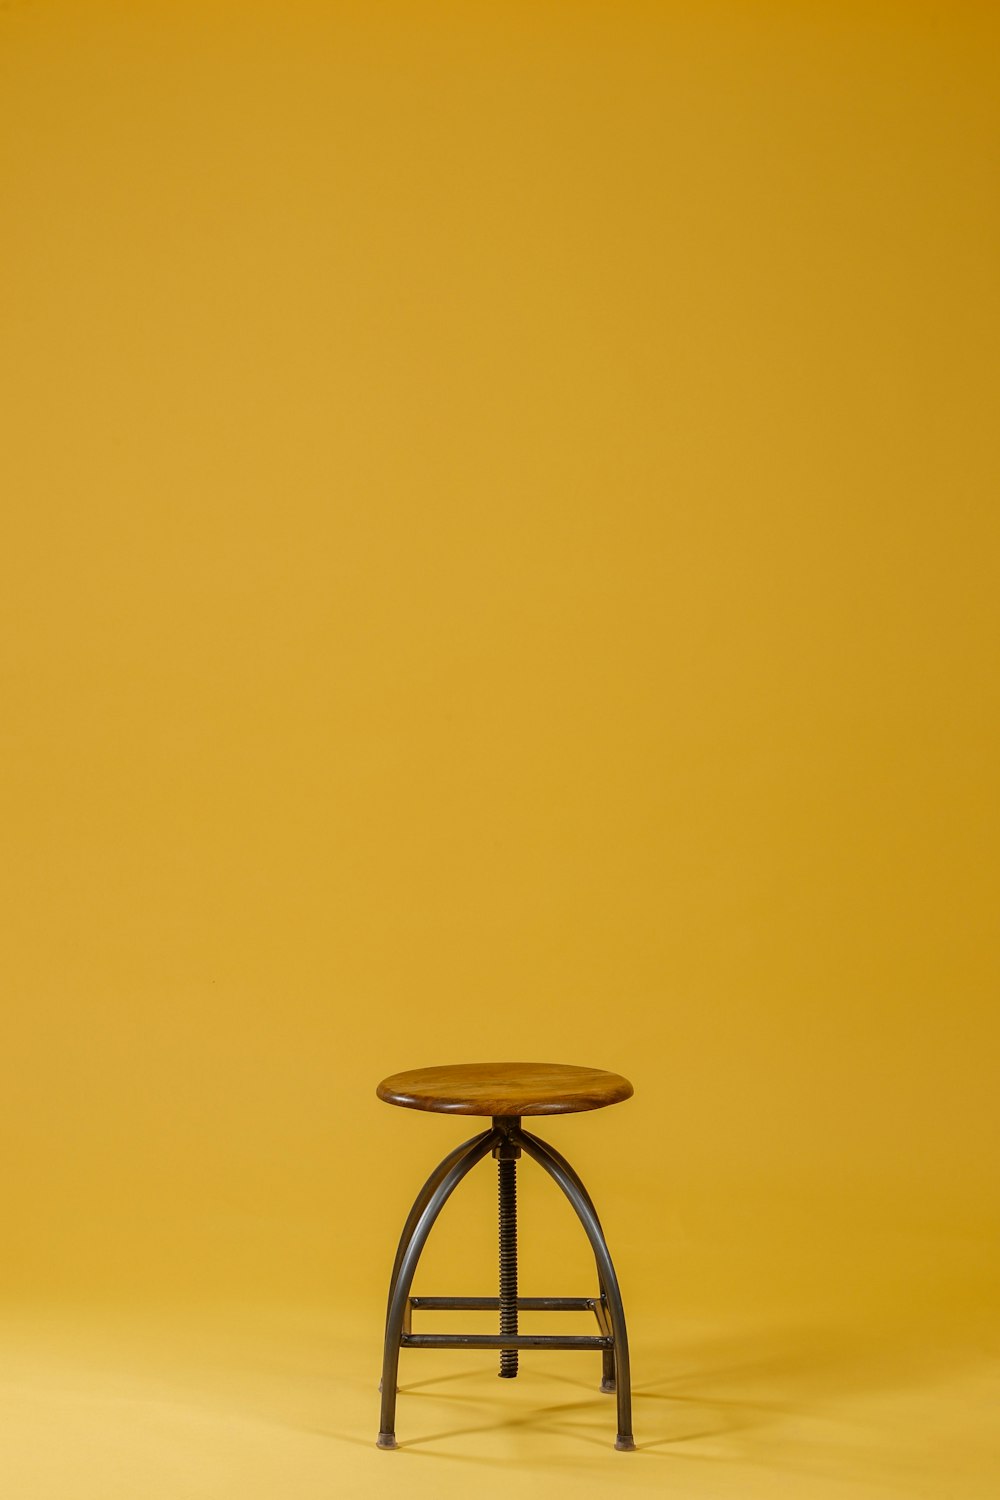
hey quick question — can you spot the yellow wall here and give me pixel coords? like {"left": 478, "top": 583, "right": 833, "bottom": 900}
{"left": 2, "top": 0, "right": 998, "bottom": 1331}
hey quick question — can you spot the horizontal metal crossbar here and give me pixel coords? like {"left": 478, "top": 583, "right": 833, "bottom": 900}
{"left": 401, "top": 1333, "right": 612, "bottom": 1350}
{"left": 409, "top": 1296, "right": 597, "bottom": 1313}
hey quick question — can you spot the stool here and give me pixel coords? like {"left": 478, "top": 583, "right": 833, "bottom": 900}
{"left": 375, "top": 1060, "right": 636, "bottom": 1451}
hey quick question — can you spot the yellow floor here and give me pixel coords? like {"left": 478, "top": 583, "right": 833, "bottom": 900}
{"left": 2, "top": 1299, "right": 997, "bottom": 1499}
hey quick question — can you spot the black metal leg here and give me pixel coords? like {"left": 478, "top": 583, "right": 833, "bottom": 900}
{"left": 377, "top": 1128, "right": 500, "bottom": 1448}
{"left": 516, "top": 1129, "right": 635, "bottom": 1450}
{"left": 383, "top": 1128, "right": 494, "bottom": 1331}
{"left": 519, "top": 1129, "right": 617, "bottom": 1393}
{"left": 378, "top": 1126, "right": 492, "bottom": 1393}
{"left": 601, "top": 1323, "right": 616, "bottom": 1392}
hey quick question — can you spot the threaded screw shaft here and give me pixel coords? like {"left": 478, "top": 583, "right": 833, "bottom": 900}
{"left": 498, "top": 1156, "right": 518, "bottom": 1377}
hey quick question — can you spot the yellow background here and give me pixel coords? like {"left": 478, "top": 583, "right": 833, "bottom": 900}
{"left": 2, "top": 2, "right": 998, "bottom": 1496}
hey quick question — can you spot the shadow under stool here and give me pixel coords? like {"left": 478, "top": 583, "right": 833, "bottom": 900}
{"left": 374, "top": 1060, "right": 636, "bottom": 1451}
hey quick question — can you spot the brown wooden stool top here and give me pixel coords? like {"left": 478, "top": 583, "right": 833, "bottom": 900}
{"left": 376, "top": 1061, "right": 633, "bottom": 1117}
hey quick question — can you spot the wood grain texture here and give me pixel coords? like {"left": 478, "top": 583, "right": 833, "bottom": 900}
{"left": 376, "top": 1061, "right": 634, "bottom": 1117}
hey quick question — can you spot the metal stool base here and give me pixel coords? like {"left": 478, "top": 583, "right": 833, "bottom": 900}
{"left": 377, "top": 1116, "right": 634, "bottom": 1450}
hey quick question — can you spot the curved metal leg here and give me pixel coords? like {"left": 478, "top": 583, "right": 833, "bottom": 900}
{"left": 378, "top": 1127, "right": 493, "bottom": 1393}
{"left": 384, "top": 1128, "right": 494, "bottom": 1327}
{"left": 518, "top": 1129, "right": 605, "bottom": 1228}
{"left": 519, "top": 1129, "right": 617, "bottom": 1392}
{"left": 378, "top": 1127, "right": 500, "bottom": 1448}
{"left": 516, "top": 1129, "right": 635, "bottom": 1450}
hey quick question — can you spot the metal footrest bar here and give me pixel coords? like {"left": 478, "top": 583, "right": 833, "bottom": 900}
{"left": 409, "top": 1296, "right": 598, "bottom": 1312}
{"left": 402, "top": 1333, "right": 612, "bottom": 1350}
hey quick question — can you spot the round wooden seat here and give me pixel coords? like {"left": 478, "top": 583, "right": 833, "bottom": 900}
{"left": 376, "top": 1061, "right": 633, "bottom": 1117}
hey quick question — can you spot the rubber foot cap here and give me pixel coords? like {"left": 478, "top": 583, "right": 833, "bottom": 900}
{"left": 600, "top": 1377, "right": 616, "bottom": 1393}
{"left": 615, "top": 1435, "right": 636, "bottom": 1451}
{"left": 376, "top": 1433, "right": 398, "bottom": 1449}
